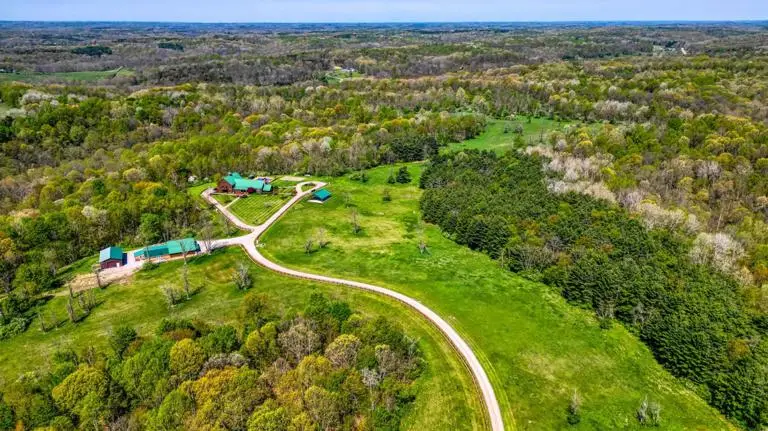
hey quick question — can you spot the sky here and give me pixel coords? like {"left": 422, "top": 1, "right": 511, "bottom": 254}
{"left": 3, "top": 0, "right": 768, "bottom": 23}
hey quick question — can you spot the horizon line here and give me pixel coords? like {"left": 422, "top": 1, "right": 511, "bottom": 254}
{"left": 1, "top": 19, "right": 767, "bottom": 25}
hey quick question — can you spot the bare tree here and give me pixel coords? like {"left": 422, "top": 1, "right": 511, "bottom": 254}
{"left": 160, "top": 284, "right": 178, "bottom": 310}
{"left": 179, "top": 240, "right": 190, "bottom": 265}
{"left": 304, "top": 238, "right": 314, "bottom": 254}
{"left": 316, "top": 228, "right": 328, "bottom": 249}
{"left": 418, "top": 236, "right": 429, "bottom": 255}
{"left": 350, "top": 209, "right": 362, "bottom": 235}
{"left": 596, "top": 300, "right": 615, "bottom": 329}
{"left": 375, "top": 345, "right": 400, "bottom": 377}
{"left": 278, "top": 320, "right": 320, "bottom": 363}
{"left": 181, "top": 264, "right": 191, "bottom": 300}
{"left": 567, "top": 390, "right": 582, "bottom": 425}
{"left": 361, "top": 368, "right": 381, "bottom": 411}
{"left": 91, "top": 264, "right": 103, "bottom": 289}
{"left": 66, "top": 296, "right": 76, "bottom": 323}
{"left": 232, "top": 262, "right": 251, "bottom": 290}
{"left": 200, "top": 222, "right": 215, "bottom": 254}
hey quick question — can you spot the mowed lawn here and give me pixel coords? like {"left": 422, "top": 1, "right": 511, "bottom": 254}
{"left": 0, "top": 248, "right": 485, "bottom": 431}
{"left": 229, "top": 192, "right": 293, "bottom": 226}
{"left": 260, "top": 164, "right": 732, "bottom": 430}
{"left": 213, "top": 193, "right": 237, "bottom": 205}
{"left": 447, "top": 117, "right": 572, "bottom": 153}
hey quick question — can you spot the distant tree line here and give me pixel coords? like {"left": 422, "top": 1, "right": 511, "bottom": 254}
{"left": 158, "top": 42, "right": 184, "bottom": 51}
{"left": 70, "top": 46, "right": 112, "bottom": 57}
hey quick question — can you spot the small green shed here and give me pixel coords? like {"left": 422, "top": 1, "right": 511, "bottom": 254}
{"left": 313, "top": 189, "right": 332, "bottom": 202}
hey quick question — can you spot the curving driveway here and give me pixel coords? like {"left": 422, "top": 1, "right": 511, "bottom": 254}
{"left": 202, "top": 181, "right": 506, "bottom": 431}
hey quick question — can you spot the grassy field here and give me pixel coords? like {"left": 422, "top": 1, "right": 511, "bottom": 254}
{"left": 0, "top": 248, "right": 485, "bottom": 430}
{"left": 447, "top": 117, "right": 573, "bottom": 153}
{"left": 213, "top": 193, "right": 237, "bottom": 205}
{"left": 0, "top": 68, "right": 134, "bottom": 83}
{"left": 324, "top": 68, "right": 363, "bottom": 84}
{"left": 0, "top": 103, "right": 9, "bottom": 116}
{"left": 229, "top": 192, "right": 293, "bottom": 226}
{"left": 260, "top": 164, "right": 732, "bottom": 430}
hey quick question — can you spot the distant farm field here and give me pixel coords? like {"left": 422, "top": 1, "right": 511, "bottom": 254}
{"left": 448, "top": 117, "right": 572, "bottom": 153}
{"left": 0, "top": 68, "right": 134, "bottom": 83}
{"left": 229, "top": 192, "right": 293, "bottom": 226}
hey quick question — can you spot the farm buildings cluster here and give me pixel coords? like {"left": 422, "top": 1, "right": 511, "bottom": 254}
{"left": 216, "top": 172, "right": 276, "bottom": 195}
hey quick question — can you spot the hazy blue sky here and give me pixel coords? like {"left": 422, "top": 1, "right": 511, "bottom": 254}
{"left": 3, "top": 0, "right": 767, "bottom": 22}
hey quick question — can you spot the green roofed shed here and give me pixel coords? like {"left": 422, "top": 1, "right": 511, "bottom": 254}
{"left": 134, "top": 244, "right": 169, "bottom": 259}
{"left": 167, "top": 238, "right": 200, "bottom": 255}
{"left": 262, "top": 183, "right": 273, "bottom": 193}
{"left": 313, "top": 189, "right": 332, "bottom": 201}
{"left": 99, "top": 246, "right": 123, "bottom": 263}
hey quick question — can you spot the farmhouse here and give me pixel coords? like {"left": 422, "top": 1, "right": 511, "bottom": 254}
{"left": 99, "top": 246, "right": 125, "bottom": 269}
{"left": 216, "top": 172, "right": 275, "bottom": 195}
{"left": 134, "top": 238, "right": 201, "bottom": 261}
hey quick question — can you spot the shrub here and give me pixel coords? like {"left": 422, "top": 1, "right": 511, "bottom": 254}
{"left": 0, "top": 317, "right": 29, "bottom": 340}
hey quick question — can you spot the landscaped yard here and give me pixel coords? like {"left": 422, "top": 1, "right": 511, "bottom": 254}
{"left": 0, "top": 248, "right": 484, "bottom": 430}
{"left": 259, "top": 163, "right": 731, "bottom": 430}
{"left": 447, "top": 116, "right": 573, "bottom": 153}
{"left": 229, "top": 192, "right": 293, "bottom": 226}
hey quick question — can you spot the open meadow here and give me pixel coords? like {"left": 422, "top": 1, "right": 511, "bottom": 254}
{"left": 447, "top": 117, "right": 572, "bottom": 153}
{"left": 260, "top": 163, "right": 732, "bottom": 430}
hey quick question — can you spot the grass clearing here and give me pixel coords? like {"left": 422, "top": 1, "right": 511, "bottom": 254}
{"left": 0, "top": 248, "right": 484, "bottom": 430}
{"left": 0, "top": 68, "right": 134, "bottom": 83}
{"left": 229, "top": 192, "right": 293, "bottom": 226}
{"left": 260, "top": 163, "right": 732, "bottom": 430}
{"left": 447, "top": 116, "right": 573, "bottom": 153}
{"left": 213, "top": 193, "right": 237, "bottom": 205}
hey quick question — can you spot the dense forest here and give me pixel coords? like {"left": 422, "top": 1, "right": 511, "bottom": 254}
{"left": 0, "top": 292, "right": 423, "bottom": 430}
{"left": 1, "top": 22, "right": 768, "bottom": 429}
{"left": 420, "top": 151, "right": 767, "bottom": 428}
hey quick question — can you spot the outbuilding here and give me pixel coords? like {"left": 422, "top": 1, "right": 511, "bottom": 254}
{"left": 167, "top": 238, "right": 201, "bottom": 258}
{"left": 134, "top": 238, "right": 201, "bottom": 261}
{"left": 99, "top": 246, "right": 125, "bottom": 270}
{"left": 312, "top": 189, "right": 332, "bottom": 202}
